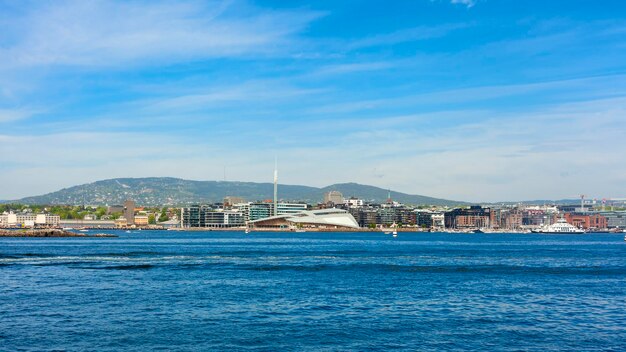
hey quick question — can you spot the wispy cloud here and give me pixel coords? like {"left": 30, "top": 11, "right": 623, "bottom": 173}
{"left": 312, "top": 62, "right": 394, "bottom": 76}
{"left": 306, "top": 73, "right": 626, "bottom": 115}
{"left": 346, "top": 23, "right": 470, "bottom": 50}
{"left": 0, "top": 107, "right": 40, "bottom": 123}
{"left": 450, "top": 0, "right": 477, "bottom": 8}
{"left": 0, "top": 0, "right": 324, "bottom": 68}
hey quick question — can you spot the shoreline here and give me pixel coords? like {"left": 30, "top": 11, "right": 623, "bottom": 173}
{"left": 0, "top": 229, "right": 117, "bottom": 238}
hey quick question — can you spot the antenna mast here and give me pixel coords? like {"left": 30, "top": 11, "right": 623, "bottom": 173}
{"left": 273, "top": 157, "right": 278, "bottom": 216}
{"left": 580, "top": 194, "right": 585, "bottom": 213}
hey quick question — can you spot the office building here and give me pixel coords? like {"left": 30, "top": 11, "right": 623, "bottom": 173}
{"left": 324, "top": 191, "right": 344, "bottom": 205}
{"left": 124, "top": 200, "right": 136, "bottom": 226}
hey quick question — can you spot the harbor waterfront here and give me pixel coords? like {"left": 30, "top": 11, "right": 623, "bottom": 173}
{"left": 1, "top": 230, "right": 625, "bottom": 351}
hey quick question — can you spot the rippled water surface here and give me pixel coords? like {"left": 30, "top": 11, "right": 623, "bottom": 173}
{"left": 1, "top": 231, "right": 625, "bottom": 351}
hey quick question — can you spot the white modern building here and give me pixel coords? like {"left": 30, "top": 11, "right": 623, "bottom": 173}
{"left": 0, "top": 212, "right": 61, "bottom": 227}
{"left": 276, "top": 203, "right": 308, "bottom": 215}
{"left": 249, "top": 208, "right": 360, "bottom": 230}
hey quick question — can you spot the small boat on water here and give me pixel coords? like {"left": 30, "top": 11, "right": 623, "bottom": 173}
{"left": 244, "top": 228, "right": 250, "bottom": 234}
{"left": 392, "top": 230, "right": 398, "bottom": 238}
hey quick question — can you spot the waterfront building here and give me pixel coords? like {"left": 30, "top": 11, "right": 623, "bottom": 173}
{"left": 249, "top": 208, "right": 359, "bottom": 230}
{"left": 445, "top": 206, "right": 492, "bottom": 229}
{"left": 232, "top": 202, "right": 251, "bottom": 221}
{"left": 115, "top": 217, "right": 129, "bottom": 228}
{"left": 597, "top": 211, "right": 626, "bottom": 228}
{"left": 134, "top": 214, "right": 149, "bottom": 226}
{"left": 396, "top": 207, "right": 417, "bottom": 226}
{"left": 416, "top": 210, "right": 434, "bottom": 229}
{"left": 564, "top": 213, "right": 607, "bottom": 230}
{"left": 359, "top": 209, "right": 378, "bottom": 228}
{"left": 181, "top": 205, "right": 245, "bottom": 228}
{"left": 0, "top": 212, "right": 60, "bottom": 228}
{"left": 377, "top": 207, "right": 396, "bottom": 226}
{"left": 277, "top": 203, "right": 308, "bottom": 215}
{"left": 249, "top": 203, "right": 272, "bottom": 221}
{"left": 59, "top": 219, "right": 116, "bottom": 228}
{"left": 500, "top": 209, "right": 523, "bottom": 230}
{"left": 181, "top": 205, "right": 209, "bottom": 227}
{"left": 124, "top": 200, "right": 135, "bottom": 226}
{"left": 522, "top": 209, "right": 557, "bottom": 227}
{"left": 347, "top": 207, "right": 376, "bottom": 227}
{"left": 324, "top": 191, "right": 344, "bottom": 205}
{"left": 203, "top": 210, "right": 245, "bottom": 228}
{"left": 158, "top": 219, "right": 181, "bottom": 229}
{"left": 431, "top": 213, "right": 445, "bottom": 230}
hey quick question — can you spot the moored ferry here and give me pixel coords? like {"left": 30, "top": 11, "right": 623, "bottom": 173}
{"left": 532, "top": 218, "right": 585, "bottom": 234}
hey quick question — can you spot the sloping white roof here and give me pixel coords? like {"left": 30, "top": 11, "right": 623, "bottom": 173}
{"left": 250, "top": 208, "right": 359, "bottom": 229}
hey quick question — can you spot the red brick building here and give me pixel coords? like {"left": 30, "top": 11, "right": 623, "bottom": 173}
{"left": 564, "top": 213, "right": 607, "bottom": 230}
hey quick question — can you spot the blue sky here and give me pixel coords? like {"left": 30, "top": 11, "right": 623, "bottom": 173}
{"left": 1, "top": 0, "right": 626, "bottom": 202}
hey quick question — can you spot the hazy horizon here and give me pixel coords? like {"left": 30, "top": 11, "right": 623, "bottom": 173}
{"left": 2, "top": 0, "right": 626, "bottom": 202}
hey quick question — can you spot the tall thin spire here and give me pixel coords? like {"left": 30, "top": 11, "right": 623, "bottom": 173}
{"left": 273, "top": 157, "right": 278, "bottom": 216}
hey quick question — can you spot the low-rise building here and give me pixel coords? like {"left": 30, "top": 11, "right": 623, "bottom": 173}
{"left": 0, "top": 212, "right": 60, "bottom": 227}
{"left": 564, "top": 213, "right": 607, "bottom": 230}
{"left": 597, "top": 211, "right": 626, "bottom": 229}
{"left": 445, "top": 206, "right": 491, "bottom": 229}
{"left": 59, "top": 219, "right": 116, "bottom": 228}
{"left": 134, "top": 214, "right": 149, "bottom": 226}
{"left": 181, "top": 205, "right": 245, "bottom": 228}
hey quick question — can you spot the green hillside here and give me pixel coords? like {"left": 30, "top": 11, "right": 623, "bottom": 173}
{"left": 13, "top": 177, "right": 465, "bottom": 206}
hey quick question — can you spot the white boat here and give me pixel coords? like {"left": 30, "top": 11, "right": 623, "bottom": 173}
{"left": 532, "top": 218, "right": 585, "bottom": 234}
{"left": 62, "top": 227, "right": 74, "bottom": 231}
{"left": 392, "top": 230, "right": 398, "bottom": 238}
{"left": 295, "top": 229, "right": 306, "bottom": 233}
{"left": 245, "top": 228, "right": 250, "bottom": 234}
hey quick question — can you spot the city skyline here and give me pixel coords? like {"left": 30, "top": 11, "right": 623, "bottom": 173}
{"left": 2, "top": 0, "right": 626, "bottom": 202}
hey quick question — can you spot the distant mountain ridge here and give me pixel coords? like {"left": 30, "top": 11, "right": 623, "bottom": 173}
{"left": 11, "top": 177, "right": 466, "bottom": 206}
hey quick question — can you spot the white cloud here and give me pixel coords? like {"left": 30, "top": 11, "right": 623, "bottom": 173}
{"left": 345, "top": 23, "right": 470, "bottom": 50}
{"left": 450, "top": 0, "right": 477, "bottom": 8}
{"left": 311, "top": 62, "right": 394, "bottom": 76}
{"left": 3, "top": 95, "right": 626, "bottom": 202}
{"left": 0, "top": 108, "right": 40, "bottom": 123}
{"left": 0, "top": 0, "right": 323, "bottom": 68}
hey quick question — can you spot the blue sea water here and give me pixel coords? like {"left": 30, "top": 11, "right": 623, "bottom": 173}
{"left": 1, "top": 231, "right": 625, "bottom": 351}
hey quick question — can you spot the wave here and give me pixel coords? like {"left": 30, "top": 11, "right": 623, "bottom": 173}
{"left": 237, "top": 263, "right": 626, "bottom": 275}
{"left": 86, "top": 264, "right": 156, "bottom": 270}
